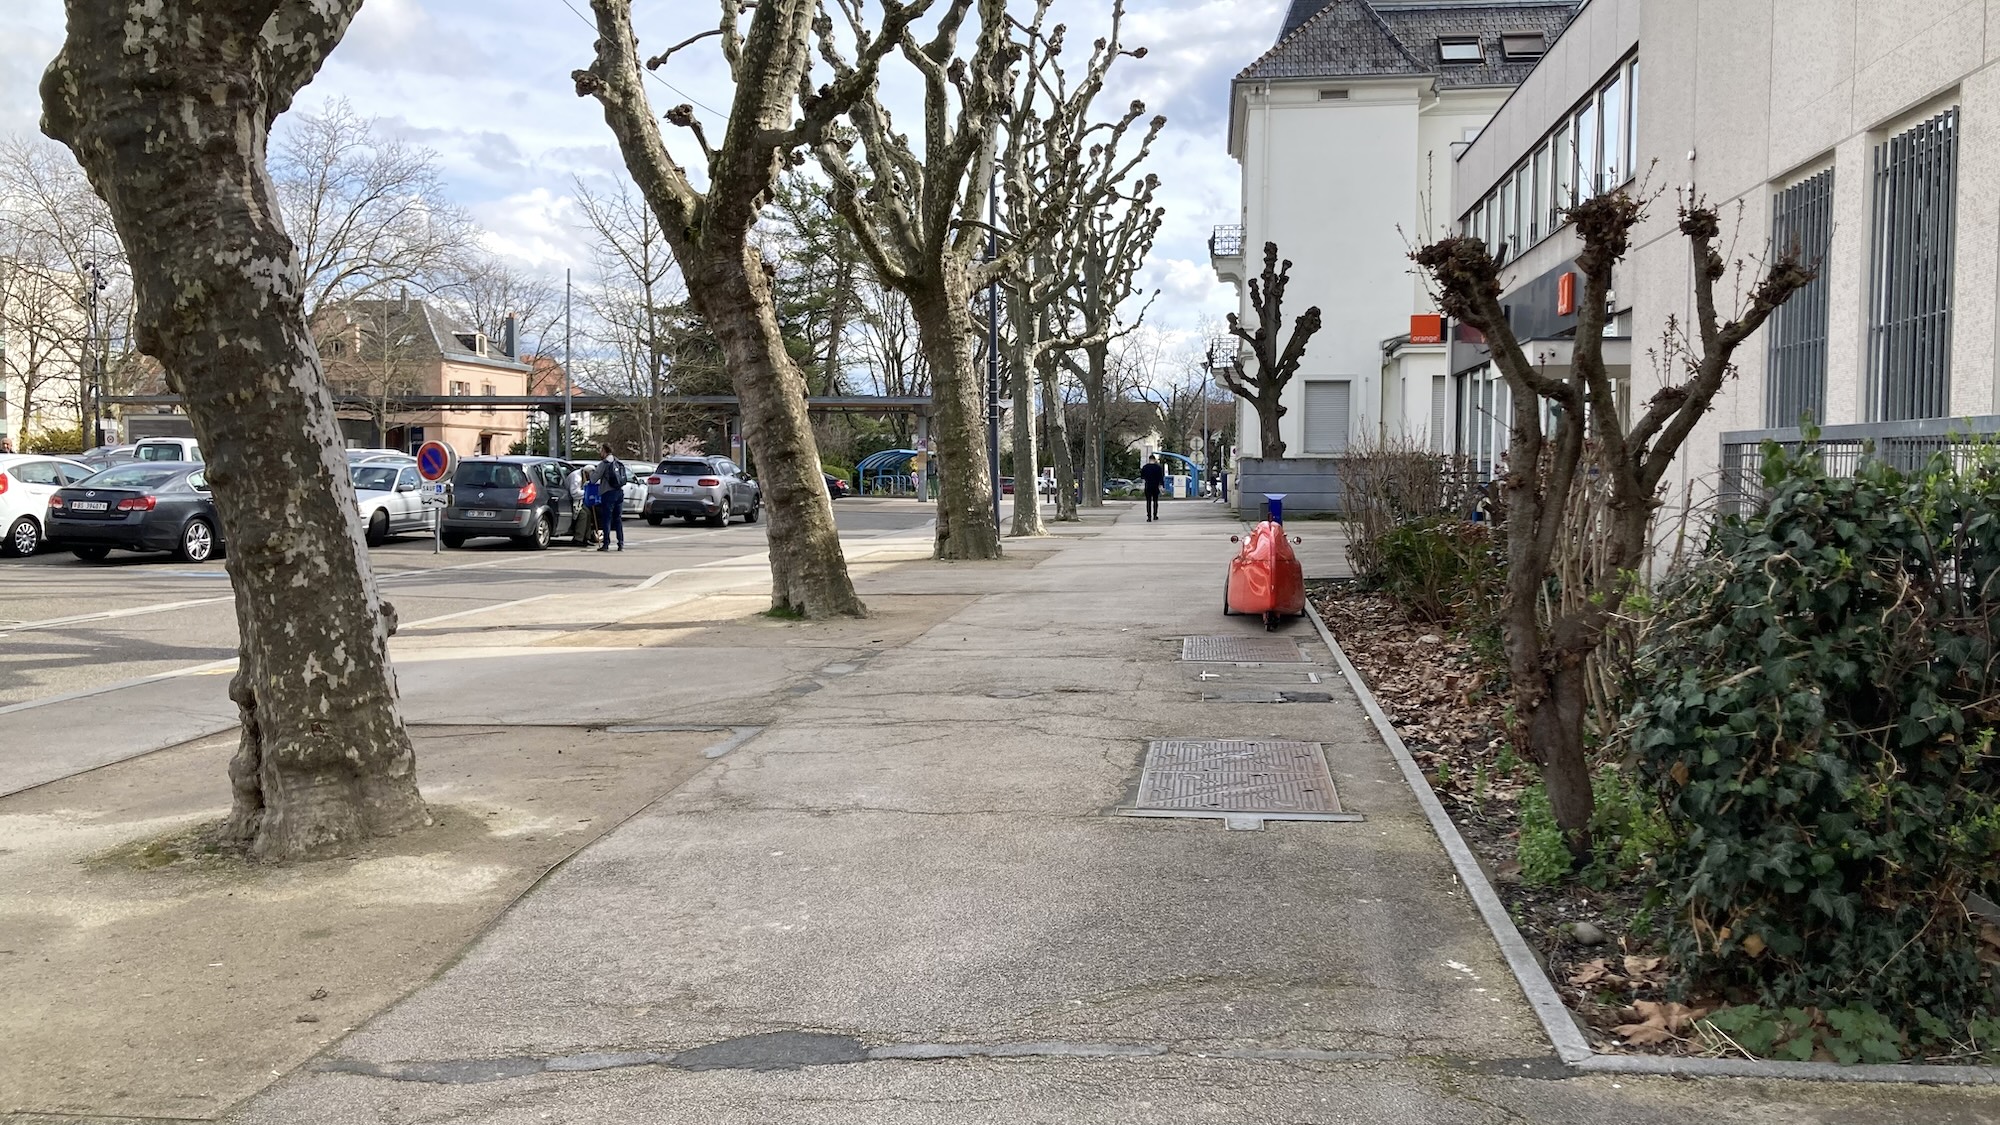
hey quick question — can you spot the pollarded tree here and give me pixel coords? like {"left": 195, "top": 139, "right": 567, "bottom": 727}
{"left": 42, "top": 0, "right": 428, "bottom": 860}
{"left": 1219, "top": 242, "right": 1322, "bottom": 461}
{"left": 995, "top": 2, "right": 1163, "bottom": 536}
{"left": 572, "top": 0, "right": 930, "bottom": 617}
{"left": 1413, "top": 192, "right": 1813, "bottom": 853}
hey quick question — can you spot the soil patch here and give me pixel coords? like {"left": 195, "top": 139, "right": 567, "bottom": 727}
{"left": 1312, "top": 584, "right": 1668, "bottom": 1055}
{"left": 0, "top": 723, "right": 730, "bottom": 1120}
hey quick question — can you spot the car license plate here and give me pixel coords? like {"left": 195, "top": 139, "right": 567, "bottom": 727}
{"left": 71, "top": 501, "right": 108, "bottom": 512}
{"left": 669, "top": 486, "right": 694, "bottom": 495}
{"left": 465, "top": 509, "right": 498, "bottom": 519}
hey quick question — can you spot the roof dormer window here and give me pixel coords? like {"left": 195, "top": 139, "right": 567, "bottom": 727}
{"left": 1438, "top": 37, "right": 1484, "bottom": 64}
{"left": 1502, "top": 33, "right": 1546, "bottom": 59}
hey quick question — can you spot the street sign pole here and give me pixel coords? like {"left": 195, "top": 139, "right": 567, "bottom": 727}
{"left": 415, "top": 440, "right": 457, "bottom": 556}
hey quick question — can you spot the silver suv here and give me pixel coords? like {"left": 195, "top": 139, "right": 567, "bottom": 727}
{"left": 642, "top": 456, "right": 760, "bottom": 527}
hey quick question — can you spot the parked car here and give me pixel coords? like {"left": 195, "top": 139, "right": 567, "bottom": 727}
{"left": 47, "top": 461, "right": 223, "bottom": 562}
{"left": 0, "top": 453, "right": 96, "bottom": 556}
{"left": 76, "top": 444, "right": 136, "bottom": 471}
{"left": 132, "top": 436, "right": 202, "bottom": 462}
{"left": 1000, "top": 476, "right": 1015, "bottom": 495}
{"left": 642, "top": 456, "right": 761, "bottom": 527}
{"left": 346, "top": 448, "right": 411, "bottom": 467}
{"left": 351, "top": 460, "right": 433, "bottom": 546}
{"left": 439, "top": 456, "right": 583, "bottom": 550}
{"left": 824, "top": 472, "right": 851, "bottom": 499}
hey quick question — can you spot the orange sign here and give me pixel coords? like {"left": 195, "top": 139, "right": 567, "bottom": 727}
{"left": 1556, "top": 272, "right": 1576, "bottom": 316}
{"left": 1409, "top": 314, "right": 1443, "bottom": 345}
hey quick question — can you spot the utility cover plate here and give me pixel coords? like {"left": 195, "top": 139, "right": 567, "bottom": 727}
{"left": 1180, "top": 635, "right": 1309, "bottom": 663}
{"left": 1186, "top": 667, "right": 1322, "bottom": 686}
{"left": 1126, "top": 739, "right": 1350, "bottom": 819}
{"left": 1201, "top": 689, "right": 1336, "bottom": 704}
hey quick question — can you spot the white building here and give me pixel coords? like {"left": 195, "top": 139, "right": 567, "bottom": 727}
{"left": 1450, "top": 0, "right": 2000, "bottom": 513}
{"left": 1214, "top": 0, "right": 1582, "bottom": 465}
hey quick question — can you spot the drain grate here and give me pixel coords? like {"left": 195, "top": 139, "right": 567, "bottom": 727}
{"left": 1121, "top": 739, "right": 1362, "bottom": 828}
{"left": 1180, "top": 635, "right": 1309, "bottom": 663}
{"left": 1201, "top": 689, "right": 1336, "bottom": 704}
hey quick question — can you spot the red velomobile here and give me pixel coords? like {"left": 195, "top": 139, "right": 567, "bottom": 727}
{"left": 1224, "top": 495, "right": 1307, "bottom": 631}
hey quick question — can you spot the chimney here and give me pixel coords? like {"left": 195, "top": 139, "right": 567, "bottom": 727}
{"left": 502, "top": 312, "right": 519, "bottom": 359}
{"left": 400, "top": 285, "right": 410, "bottom": 314}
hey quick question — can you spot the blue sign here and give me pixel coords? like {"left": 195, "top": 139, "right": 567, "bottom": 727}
{"left": 416, "top": 441, "right": 454, "bottom": 482}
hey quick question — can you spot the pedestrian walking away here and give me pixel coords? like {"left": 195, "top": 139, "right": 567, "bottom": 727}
{"left": 594, "top": 443, "right": 626, "bottom": 551}
{"left": 1140, "top": 454, "right": 1166, "bottom": 522}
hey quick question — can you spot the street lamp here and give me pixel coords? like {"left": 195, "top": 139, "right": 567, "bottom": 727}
{"left": 82, "top": 261, "right": 108, "bottom": 450}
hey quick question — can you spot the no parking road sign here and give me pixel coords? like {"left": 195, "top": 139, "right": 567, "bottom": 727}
{"left": 416, "top": 440, "right": 456, "bottom": 482}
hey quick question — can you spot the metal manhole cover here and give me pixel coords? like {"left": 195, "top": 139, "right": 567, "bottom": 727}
{"left": 1120, "top": 740, "right": 1361, "bottom": 827}
{"left": 1187, "top": 667, "right": 1322, "bottom": 686}
{"left": 1201, "top": 690, "right": 1336, "bottom": 704}
{"left": 1181, "top": 635, "right": 1309, "bottom": 663}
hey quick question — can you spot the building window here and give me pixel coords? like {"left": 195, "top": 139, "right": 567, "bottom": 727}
{"left": 1599, "top": 73, "right": 1624, "bottom": 190}
{"left": 1318, "top": 89, "right": 1350, "bottom": 101}
{"left": 1303, "top": 381, "right": 1351, "bottom": 454}
{"left": 1625, "top": 60, "right": 1640, "bottom": 184}
{"left": 1439, "top": 38, "right": 1483, "bottom": 64}
{"left": 1766, "top": 169, "right": 1834, "bottom": 428}
{"left": 1530, "top": 143, "right": 1549, "bottom": 244}
{"left": 1502, "top": 33, "right": 1546, "bottom": 59}
{"left": 482, "top": 382, "right": 496, "bottom": 415}
{"left": 1550, "top": 119, "right": 1572, "bottom": 220}
{"left": 1574, "top": 98, "right": 1599, "bottom": 202}
{"left": 1430, "top": 376, "right": 1450, "bottom": 453}
{"left": 1867, "top": 107, "right": 1959, "bottom": 422}
{"left": 1499, "top": 176, "right": 1516, "bottom": 257}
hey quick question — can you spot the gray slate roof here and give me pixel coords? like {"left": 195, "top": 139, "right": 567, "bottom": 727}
{"left": 331, "top": 298, "right": 529, "bottom": 372}
{"left": 1242, "top": 0, "right": 1580, "bottom": 89}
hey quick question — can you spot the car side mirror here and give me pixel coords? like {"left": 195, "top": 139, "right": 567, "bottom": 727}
{"left": 398, "top": 482, "right": 418, "bottom": 492}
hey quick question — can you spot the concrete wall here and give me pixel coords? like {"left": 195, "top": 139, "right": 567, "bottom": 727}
{"left": 1235, "top": 456, "right": 1349, "bottom": 517}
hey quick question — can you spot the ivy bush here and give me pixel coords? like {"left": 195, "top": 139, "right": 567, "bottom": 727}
{"left": 1629, "top": 444, "right": 2000, "bottom": 1025}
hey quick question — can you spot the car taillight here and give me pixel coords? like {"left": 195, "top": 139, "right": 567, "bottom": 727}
{"left": 118, "top": 496, "right": 157, "bottom": 511}
{"left": 48, "top": 493, "right": 61, "bottom": 508}
{"left": 0, "top": 471, "right": 8, "bottom": 495}
{"left": 647, "top": 476, "right": 661, "bottom": 485}
{"left": 517, "top": 482, "right": 537, "bottom": 503}
{"left": 698, "top": 477, "right": 721, "bottom": 487}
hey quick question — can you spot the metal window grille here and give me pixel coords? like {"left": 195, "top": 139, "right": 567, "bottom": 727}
{"left": 1766, "top": 169, "right": 1834, "bottom": 427}
{"left": 1868, "top": 108, "right": 1959, "bottom": 421}
{"left": 1209, "top": 225, "right": 1244, "bottom": 257}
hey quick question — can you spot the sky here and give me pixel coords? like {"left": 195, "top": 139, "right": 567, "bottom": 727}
{"left": 2, "top": 1, "right": 1283, "bottom": 349}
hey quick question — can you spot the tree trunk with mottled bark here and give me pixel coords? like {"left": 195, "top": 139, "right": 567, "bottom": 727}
{"left": 42, "top": 0, "right": 427, "bottom": 861}
{"left": 1082, "top": 342, "right": 1108, "bottom": 506}
{"left": 912, "top": 267, "right": 1000, "bottom": 559}
{"left": 574, "top": 0, "right": 875, "bottom": 618}
{"left": 1006, "top": 295, "right": 1046, "bottom": 538}
{"left": 1039, "top": 352, "right": 1079, "bottom": 522}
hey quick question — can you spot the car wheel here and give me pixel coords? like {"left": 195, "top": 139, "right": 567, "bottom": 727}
{"left": 744, "top": 498, "right": 761, "bottom": 524}
{"left": 520, "top": 513, "right": 553, "bottom": 550}
{"left": 178, "top": 518, "right": 217, "bottom": 563}
{"left": 1222, "top": 581, "right": 1235, "bottom": 616}
{"left": 645, "top": 514, "right": 663, "bottom": 527}
{"left": 442, "top": 533, "right": 467, "bottom": 549}
{"left": 71, "top": 545, "right": 111, "bottom": 561}
{"left": 366, "top": 509, "right": 389, "bottom": 547}
{"left": 707, "top": 506, "right": 728, "bottom": 528}
{"left": 5, "top": 516, "right": 39, "bottom": 557}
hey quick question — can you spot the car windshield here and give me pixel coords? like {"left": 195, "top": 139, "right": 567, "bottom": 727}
{"left": 80, "top": 464, "right": 182, "bottom": 489}
{"left": 352, "top": 465, "right": 401, "bottom": 491}
{"left": 134, "top": 444, "right": 185, "bottom": 461}
{"left": 455, "top": 462, "right": 527, "bottom": 489}
{"left": 658, "top": 460, "right": 710, "bottom": 477}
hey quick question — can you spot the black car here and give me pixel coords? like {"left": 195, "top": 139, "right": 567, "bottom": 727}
{"left": 824, "top": 473, "right": 851, "bottom": 499}
{"left": 439, "top": 456, "right": 582, "bottom": 550}
{"left": 47, "top": 461, "right": 224, "bottom": 562}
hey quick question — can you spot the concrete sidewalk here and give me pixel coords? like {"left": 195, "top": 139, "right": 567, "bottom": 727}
{"left": 205, "top": 500, "right": 2000, "bottom": 1123}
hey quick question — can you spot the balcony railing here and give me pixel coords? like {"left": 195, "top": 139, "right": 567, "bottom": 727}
{"left": 1719, "top": 414, "right": 2000, "bottom": 516}
{"left": 1209, "top": 224, "right": 1244, "bottom": 259}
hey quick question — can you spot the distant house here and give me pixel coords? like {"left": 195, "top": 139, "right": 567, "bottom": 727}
{"left": 316, "top": 291, "right": 532, "bottom": 455}
{"left": 1214, "top": 0, "right": 1581, "bottom": 460}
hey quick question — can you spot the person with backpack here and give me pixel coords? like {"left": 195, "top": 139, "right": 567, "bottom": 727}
{"left": 1139, "top": 454, "right": 1166, "bottom": 522}
{"left": 594, "top": 443, "right": 626, "bottom": 552}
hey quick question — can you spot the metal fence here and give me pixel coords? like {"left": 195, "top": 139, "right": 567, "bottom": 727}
{"left": 1718, "top": 415, "right": 2000, "bottom": 516}
{"left": 1209, "top": 225, "right": 1245, "bottom": 258}
{"left": 1867, "top": 106, "right": 1959, "bottom": 422}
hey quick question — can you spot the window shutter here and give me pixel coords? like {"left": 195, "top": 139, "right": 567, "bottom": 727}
{"left": 1303, "top": 381, "right": 1351, "bottom": 454}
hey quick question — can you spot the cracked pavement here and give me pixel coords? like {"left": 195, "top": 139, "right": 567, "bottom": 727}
{"left": 207, "top": 503, "right": 2000, "bottom": 1124}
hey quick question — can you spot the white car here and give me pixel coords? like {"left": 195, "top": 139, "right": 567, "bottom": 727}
{"left": 1, "top": 453, "right": 96, "bottom": 556}
{"left": 133, "top": 436, "right": 202, "bottom": 462}
{"left": 350, "top": 460, "right": 433, "bottom": 546}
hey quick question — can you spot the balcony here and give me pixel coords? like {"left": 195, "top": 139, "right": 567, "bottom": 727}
{"left": 1719, "top": 414, "right": 2000, "bottom": 516}
{"left": 1210, "top": 224, "right": 1245, "bottom": 286}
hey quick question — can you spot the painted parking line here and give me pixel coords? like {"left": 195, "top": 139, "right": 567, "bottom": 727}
{"left": 0, "top": 596, "right": 236, "bottom": 638}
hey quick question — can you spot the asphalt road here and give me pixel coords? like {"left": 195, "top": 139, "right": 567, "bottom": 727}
{"left": 0, "top": 499, "right": 936, "bottom": 711}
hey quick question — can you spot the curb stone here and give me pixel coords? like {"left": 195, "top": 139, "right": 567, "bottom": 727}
{"left": 1306, "top": 603, "right": 2000, "bottom": 1087}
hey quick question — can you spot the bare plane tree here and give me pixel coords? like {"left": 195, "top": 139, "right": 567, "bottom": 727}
{"left": 43, "top": 0, "right": 428, "bottom": 860}
{"left": 1056, "top": 167, "right": 1163, "bottom": 505}
{"left": 573, "top": 0, "right": 932, "bottom": 616}
{"left": 1414, "top": 191, "right": 1813, "bottom": 852}
{"left": 573, "top": 176, "right": 682, "bottom": 459}
{"left": 1219, "top": 241, "right": 1322, "bottom": 461}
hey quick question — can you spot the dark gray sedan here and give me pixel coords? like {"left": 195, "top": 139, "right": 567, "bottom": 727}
{"left": 47, "top": 461, "right": 224, "bottom": 562}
